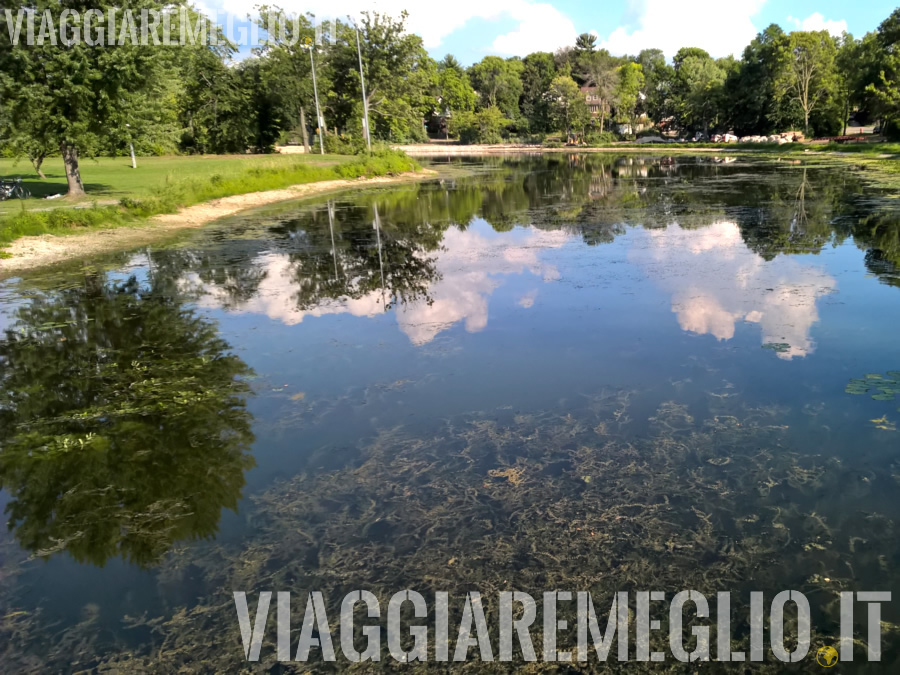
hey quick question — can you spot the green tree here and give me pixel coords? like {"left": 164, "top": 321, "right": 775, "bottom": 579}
{"left": 519, "top": 52, "right": 557, "bottom": 133}
{"left": 636, "top": 48, "right": 674, "bottom": 126}
{"left": 582, "top": 50, "right": 620, "bottom": 132}
{"left": 671, "top": 48, "right": 727, "bottom": 134}
{"left": 614, "top": 62, "right": 645, "bottom": 134}
{"left": 328, "top": 12, "right": 432, "bottom": 142}
{"left": 436, "top": 59, "right": 476, "bottom": 113}
{"left": 429, "top": 58, "right": 476, "bottom": 138}
{"left": 546, "top": 75, "right": 591, "bottom": 142}
{"left": 866, "top": 9, "right": 900, "bottom": 138}
{"left": 468, "top": 56, "right": 524, "bottom": 119}
{"left": 450, "top": 105, "right": 509, "bottom": 144}
{"left": 0, "top": 0, "right": 169, "bottom": 196}
{"left": 253, "top": 9, "right": 323, "bottom": 152}
{"left": 776, "top": 31, "right": 839, "bottom": 135}
{"left": 724, "top": 24, "right": 787, "bottom": 135}
{"left": 574, "top": 32, "right": 598, "bottom": 56}
{"left": 0, "top": 274, "right": 255, "bottom": 567}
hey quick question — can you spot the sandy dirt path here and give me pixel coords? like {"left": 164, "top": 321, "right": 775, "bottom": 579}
{"left": 1, "top": 170, "right": 434, "bottom": 276}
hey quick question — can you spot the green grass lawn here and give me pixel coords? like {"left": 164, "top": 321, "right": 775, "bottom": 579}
{"left": 0, "top": 153, "right": 351, "bottom": 214}
{"left": 0, "top": 150, "right": 420, "bottom": 250}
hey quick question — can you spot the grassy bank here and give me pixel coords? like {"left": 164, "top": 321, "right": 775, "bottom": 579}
{"left": 0, "top": 150, "right": 418, "bottom": 251}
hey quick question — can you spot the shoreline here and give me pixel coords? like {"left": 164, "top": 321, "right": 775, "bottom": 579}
{"left": 395, "top": 143, "right": 899, "bottom": 158}
{"left": 0, "top": 169, "right": 435, "bottom": 277}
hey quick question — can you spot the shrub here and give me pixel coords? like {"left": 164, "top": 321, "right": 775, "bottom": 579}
{"left": 450, "top": 107, "right": 510, "bottom": 144}
{"left": 585, "top": 130, "right": 617, "bottom": 146}
{"left": 324, "top": 134, "right": 366, "bottom": 155}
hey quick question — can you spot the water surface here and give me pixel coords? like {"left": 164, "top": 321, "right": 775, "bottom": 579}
{"left": 1, "top": 154, "right": 899, "bottom": 670}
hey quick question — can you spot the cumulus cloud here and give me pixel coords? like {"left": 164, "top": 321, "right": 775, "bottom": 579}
{"left": 489, "top": 1, "right": 577, "bottom": 55}
{"left": 787, "top": 12, "right": 848, "bottom": 37}
{"left": 598, "top": 0, "right": 768, "bottom": 59}
{"left": 210, "top": 0, "right": 574, "bottom": 53}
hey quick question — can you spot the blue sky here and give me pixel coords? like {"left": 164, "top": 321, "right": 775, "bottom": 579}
{"left": 204, "top": 0, "right": 896, "bottom": 65}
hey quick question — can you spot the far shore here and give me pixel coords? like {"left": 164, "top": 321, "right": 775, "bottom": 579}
{"left": 394, "top": 142, "right": 900, "bottom": 157}
{"left": 0, "top": 169, "right": 435, "bottom": 277}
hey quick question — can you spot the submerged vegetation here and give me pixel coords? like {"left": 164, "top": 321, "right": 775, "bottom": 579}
{"left": 2, "top": 390, "right": 899, "bottom": 669}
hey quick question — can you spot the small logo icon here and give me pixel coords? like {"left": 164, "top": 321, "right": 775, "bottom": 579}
{"left": 816, "top": 646, "right": 839, "bottom": 667}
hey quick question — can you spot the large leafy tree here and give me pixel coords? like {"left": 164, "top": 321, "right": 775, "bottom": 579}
{"left": 0, "top": 0, "right": 170, "bottom": 196}
{"left": 614, "top": 62, "right": 645, "bottom": 134}
{"left": 519, "top": 52, "right": 557, "bottom": 133}
{"left": 635, "top": 48, "right": 674, "bottom": 127}
{"left": 582, "top": 49, "right": 620, "bottom": 132}
{"left": 434, "top": 56, "right": 476, "bottom": 116}
{"left": 724, "top": 24, "right": 786, "bottom": 135}
{"left": 670, "top": 48, "right": 727, "bottom": 134}
{"left": 253, "top": 8, "right": 323, "bottom": 152}
{"left": 775, "top": 31, "right": 840, "bottom": 135}
{"left": 546, "top": 75, "right": 591, "bottom": 141}
{"left": 327, "top": 12, "right": 432, "bottom": 143}
{"left": 866, "top": 9, "right": 900, "bottom": 138}
{"left": 468, "top": 56, "right": 524, "bottom": 119}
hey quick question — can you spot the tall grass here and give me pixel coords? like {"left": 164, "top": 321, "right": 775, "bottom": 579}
{"left": 0, "top": 149, "right": 419, "bottom": 248}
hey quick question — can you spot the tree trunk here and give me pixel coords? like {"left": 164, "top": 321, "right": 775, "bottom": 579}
{"left": 842, "top": 96, "right": 848, "bottom": 136}
{"left": 31, "top": 153, "right": 46, "bottom": 179}
{"left": 299, "top": 106, "right": 311, "bottom": 153}
{"left": 61, "top": 143, "right": 84, "bottom": 197}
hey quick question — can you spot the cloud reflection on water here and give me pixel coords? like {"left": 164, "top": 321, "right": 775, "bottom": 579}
{"left": 186, "top": 221, "right": 569, "bottom": 345}
{"left": 629, "top": 221, "right": 837, "bottom": 359}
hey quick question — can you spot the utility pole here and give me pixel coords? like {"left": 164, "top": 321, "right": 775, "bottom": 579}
{"left": 355, "top": 25, "right": 372, "bottom": 153}
{"left": 305, "top": 42, "right": 325, "bottom": 155}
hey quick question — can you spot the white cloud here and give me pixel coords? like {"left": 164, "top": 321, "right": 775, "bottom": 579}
{"left": 490, "top": 1, "right": 577, "bottom": 55}
{"left": 787, "top": 12, "right": 848, "bottom": 38}
{"left": 598, "top": 0, "right": 768, "bottom": 60}
{"left": 211, "top": 0, "right": 574, "bottom": 53}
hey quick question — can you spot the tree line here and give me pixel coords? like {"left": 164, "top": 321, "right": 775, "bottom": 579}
{"left": 3, "top": 2, "right": 900, "bottom": 190}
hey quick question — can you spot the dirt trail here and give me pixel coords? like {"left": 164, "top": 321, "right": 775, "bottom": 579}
{"left": 1, "top": 170, "right": 434, "bottom": 276}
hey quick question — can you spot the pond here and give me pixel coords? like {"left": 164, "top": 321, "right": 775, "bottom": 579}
{"left": 1, "top": 154, "right": 899, "bottom": 671}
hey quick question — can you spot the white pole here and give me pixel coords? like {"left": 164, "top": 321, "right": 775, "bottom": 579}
{"left": 308, "top": 46, "right": 325, "bottom": 155}
{"left": 356, "top": 26, "right": 372, "bottom": 153}
{"left": 126, "top": 123, "right": 136, "bottom": 169}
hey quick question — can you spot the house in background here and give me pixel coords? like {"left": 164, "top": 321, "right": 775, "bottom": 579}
{"left": 580, "top": 86, "right": 604, "bottom": 119}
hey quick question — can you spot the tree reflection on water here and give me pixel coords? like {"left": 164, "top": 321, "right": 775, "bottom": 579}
{"left": 0, "top": 273, "right": 255, "bottom": 567}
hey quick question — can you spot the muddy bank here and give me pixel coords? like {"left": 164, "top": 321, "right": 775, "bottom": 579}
{"left": 0, "top": 170, "right": 435, "bottom": 276}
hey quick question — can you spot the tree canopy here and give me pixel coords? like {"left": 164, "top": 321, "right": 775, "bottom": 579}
{"left": 3, "top": 5, "right": 900, "bottom": 185}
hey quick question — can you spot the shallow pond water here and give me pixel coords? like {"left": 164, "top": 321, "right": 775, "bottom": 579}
{"left": 1, "top": 154, "right": 900, "bottom": 671}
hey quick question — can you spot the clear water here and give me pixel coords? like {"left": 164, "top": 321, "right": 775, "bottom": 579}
{"left": 1, "top": 154, "right": 899, "bottom": 670}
